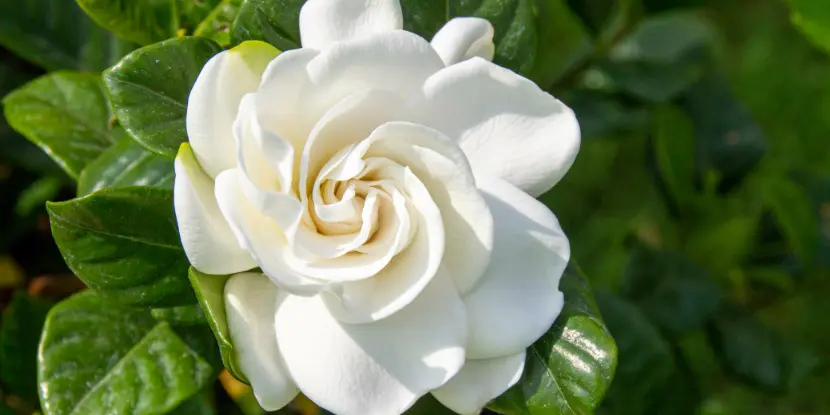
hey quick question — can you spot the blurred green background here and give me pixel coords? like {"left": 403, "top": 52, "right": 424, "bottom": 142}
{"left": 1, "top": 0, "right": 829, "bottom": 414}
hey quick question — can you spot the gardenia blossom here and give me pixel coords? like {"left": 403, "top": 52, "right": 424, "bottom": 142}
{"left": 173, "top": 0, "right": 580, "bottom": 413}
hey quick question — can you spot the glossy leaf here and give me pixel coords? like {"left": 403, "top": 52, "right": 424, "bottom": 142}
{"left": 489, "top": 265, "right": 617, "bottom": 414}
{"left": 0, "top": 292, "right": 53, "bottom": 403}
{"left": 621, "top": 246, "right": 723, "bottom": 335}
{"left": 708, "top": 313, "right": 819, "bottom": 393}
{"left": 230, "top": 0, "right": 305, "bottom": 50}
{"left": 76, "top": 0, "right": 177, "bottom": 45}
{"left": 194, "top": 0, "right": 243, "bottom": 46}
{"left": 39, "top": 291, "right": 215, "bottom": 415}
{"left": 787, "top": 0, "right": 830, "bottom": 54}
{"left": 77, "top": 137, "right": 174, "bottom": 196}
{"left": 103, "top": 37, "right": 223, "bottom": 157}
{"left": 595, "top": 290, "right": 673, "bottom": 415}
{"left": 47, "top": 187, "right": 194, "bottom": 307}
{"left": 3, "top": 72, "right": 119, "bottom": 179}
{"left": 189, "top": 267, "right": 248, "bottom": 383}
{"left": 0, "top": 0, "right": 134, "bottom": 70}
{"left": 680, "top": 72, "right": 765, "bottom": 192}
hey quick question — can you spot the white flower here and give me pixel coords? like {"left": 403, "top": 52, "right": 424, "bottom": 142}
{"left": 174, "top": 0, "right": 580, "bottom": 413}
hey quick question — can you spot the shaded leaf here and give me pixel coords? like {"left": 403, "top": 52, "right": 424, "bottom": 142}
{"left": 3, "top": 72, "right": 119, "bottom": 178}
{"left": 529, "top": 0, "right": 593, "bottom": 89}
{"left": 0, "top": 0, "right": 134, "bottom": 70}
{"left": 405, "top": 394, "right": 455, "bottom": 414}
{"left": 595, "top": 290, "right": 673, "bottom": 415}
{"left": 708, "top": 312, "right": 819, "bottom": 393}
{"left": 47, "top": 187, "right": 194, "bottom": 307}
{"left": 650, "top": 104, "right": 696, "bottom": 208}
{"left": 195, "top": 0, "right": 243, "bottom": 46}
{"left": 179, "top": 0, "right": 224, "bottom": 32}
{"left": 39, "top": 291, "right": 215, "bottom": 415}
{"left": 787, "top": 0, "right": 830, "bottom": 54}
{"left": 189, "top": 267, "right": 248, "bottom": 383}
{"left": 77, "top": 137, "right": 174, "bottom": 196}
{"left": 761, "top": 176, "right": 819, "bottom": 266}
{"left": 0, "top": 292, "right": 53, "bottom": 403}
{"left": 76, "top": 0, "right": 178, "bottom": 45}
{"left": 489, "top": 265, "right": 617, "bottom": 414}
{"left": 230, "top": 0, "right": 305, "bottom": 50}
{"left": 104, "top": 37, "right": 223, "bottom": 157}
{"left": 622, "top": 246, "right": 723, "bottom": 335}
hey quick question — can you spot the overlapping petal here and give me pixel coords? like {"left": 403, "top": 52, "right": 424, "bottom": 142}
{"left": 431, "top": 18, "right": 495, "bottom": 66}
{"left": 300, "top": 0, "right": 403, "bottom": 50}
{"left": 432, "top": 352, "right": 526, "bottom": 415}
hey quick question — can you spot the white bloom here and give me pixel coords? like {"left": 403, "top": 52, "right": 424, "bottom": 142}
{"left": 174, "top": 0, "right": 579, "bottom": 413}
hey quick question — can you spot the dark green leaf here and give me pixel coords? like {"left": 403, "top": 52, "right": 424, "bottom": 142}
{"left": 0, "top": 0, "right": 134, "bottom": 70}
{"left": 680, "top": 72, "right": 765, "bottom": 192}
{"left": 529, "top": 0, "right": 593, "bottom": 89}
{"left": 762, "top": 176, "right": 820, "bottom": 266}
{"left": 77, "top": 137, "right": 174, "bottom": 196}
{"left": 405, "top": 394, "right": 455, "bottom": 414}
{"left": 489, "top": 265, "right": 617, "bottom": 414}
{"left": 787, "top": 0, "right": 830, "bottom": 54}
{"left": 3, "top": 72, "right": 119, "bottom": 178}
{"left": 152, "top": 303, "right": 208, "bottom": 326}
{"left": 170, "top": 392, "right": 217, "bottom": 415}
{"left": 708, "top": 312, "right": 819, "bottom": 393}
{"left": 189, "top": 267, "right": 248, "bottom": 383}
{"left": 195, "top": 0, "right": 243, "bottom": 46}
{"left": 230, "top": 0, "right": 305, "bottom": 50}
{"left": 399, "top": 0, "right": 447, "bottom": 40}
{"left": 179, "top": 0, "right": 224, "bottom": 32}
{"left": 564, "top": 90, "right": 650, "bottom": 138}
{"left": 651, "top": 104, "right": 696, "bottom": 208}
{"left": 46, "top": 187, "right": 194, "bottom": 307}
{"left": 104, "top": 37, "right": 223, "bottom": 157}
{"left": 0, "top": 292, "right": 53, "bottom": 403}
{"left": 598, "top": 12, "right": 714, "bottom": 102}
{"left": 39, "top": 291, "right": 216, "bottom": 415}
{"left": 76, "top": 0, "right": 178, "bottom": 46}
{"left": 595, "top": 290, "right": 673, "bottom": 415}
{"left": 621, "top": 246, "right": 723, "bottom": 335}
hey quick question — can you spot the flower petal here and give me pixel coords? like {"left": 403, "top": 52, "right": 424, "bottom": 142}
{"left": 431, "top": 352, "right": 526, "bottom": 415}
{"left": 420, "top": 57, "right": 581, "bottom": 196}
{"left": 275, "top": 271, "right": 467, "bottom": 415}
{"left": 187, "top": 41, "right": 279, "bottom": 178}
{"left": 431, "top": 18, "right": 495, "bottom": 66}
{"left": 463, "top": 174, "right": 569, "bottom": 359}
{"left": 225, "top": 272, "right": 298, "bottom": 411}
{"left": 299, "top": 0, "right": 403, "bottom": 49}
{"left": 174, "top": 143, "right": 256, "bottom": 274}
{"left": 365, "top": 121, "right": 493, "bottom": 295}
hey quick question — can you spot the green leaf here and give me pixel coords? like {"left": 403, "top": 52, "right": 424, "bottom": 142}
{"left": 761, "top": 176, "right": 820, "bottom": 266}
{"left": 563, "top": 90, "right": 650, "bottom": 138}
{"left": 405, "top": 394, "right": 455, "bottom": 414}
{"left": 787, "top": 0, "right": 830, "bottom": 54}
{"left": 529, "top": 0, "right": 593, "bottom": 89}
{"left": 15, "top": 176, "right": 64, "bottom": 216}
{"left": 189, "top": 267, "right": 248, "bottom": 383}
{"left": 595, "top": 290, "right": 673, "bottom": 415}
{"left": 400, "top": 0, "right": 540, "bottom": 75}
{"left": 0, "top": 0, "right": 134, "bottom": 70}
{"left": 76, "top": 0, "right": 178, "bottom": 46}
{"left": 680, "top": 72, "right": 765, "bottom": 192}
{"left": 489, "top": 265, "right": 617, "bottom": 414}
{"left": 104, "top": 37, "right": 223, "bottom": 157}
{"left": 708, "top": 312, "right": 819, "bottom": 393}
{"left": 170, "top": 392, "right": 217, "bottom": 415}
{"left": 650, "top": 104, "right": 696, "bottom": 208}
{"left": 39, "top": 291, "right": 216, "bottom": 415}
{"left": 230, "top": 0, "right": 305, "bottom": 50}
{"left": 195, "top": 0, "right": 243, "bottom": 46}
{"left": 0, "top": 292, "right": 53, "bottom": 403}
{"left": 598, "top": 12, "right": 714, "bottom": 102}
{"left": 77, "top": 137, "right": 174, "bottom": 196}
{"left": 621, "top": 246, "right": 723, "bottom": 335}
{"left": 178, "top": 0, "right": 224, "bottom": 32}
{"left": 3, "top": 72, "right": 120, "bottom": 179}
{"left": 46, "top": 187, "right": 194, "bottom": 307}
{"left": 152, "top": 303, "right": 208, "bottom": 326}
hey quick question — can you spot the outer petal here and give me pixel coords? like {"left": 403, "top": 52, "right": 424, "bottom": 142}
{"left": 463, "top": 174, "right": 569, "bottom": 359}
{"left": 225, "top": 273, "right": 298, "bottom": 410}
{"left": 419, "top": 57, "right": 581, "bottom": 196}
{"left": 174, "top": 143, "right": 256, "bottom": 274}
{"left": 431, "top": 18, "right": 495, "bottom": 66}
{"left": 275, "top": 272, "right": 467, "bottom": 415}
{"left": 186, "top": 41, "right": 279, "bottom": 177}
{"left": 299, "top": 0, "right": 403, "bottom": 50}
{"left": 431, "top": 352, "right": 526, "bottom": 415}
